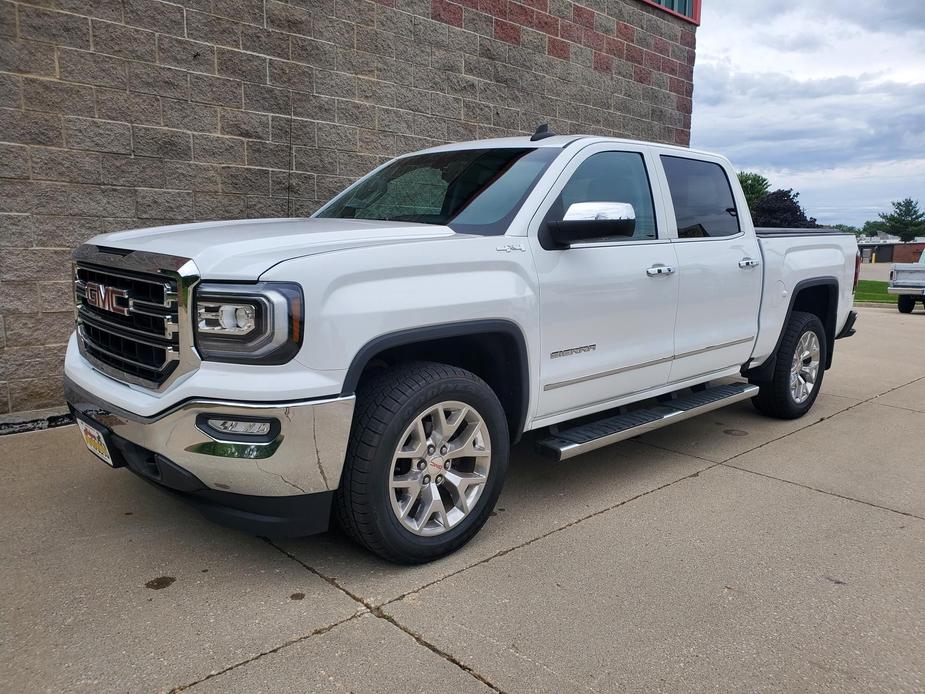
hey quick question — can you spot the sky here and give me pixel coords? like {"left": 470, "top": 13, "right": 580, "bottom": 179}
{"left": 690, "top": 0, "right": 925, "bottom": 227}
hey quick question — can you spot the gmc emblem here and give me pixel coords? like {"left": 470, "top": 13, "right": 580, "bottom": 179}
{"left": 86, "top": 282, "right": 130, "bottom": 316}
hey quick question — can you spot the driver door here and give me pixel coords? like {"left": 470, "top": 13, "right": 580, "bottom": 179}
{"left": 530, "top": 144, "right": 679, "bottom": 422}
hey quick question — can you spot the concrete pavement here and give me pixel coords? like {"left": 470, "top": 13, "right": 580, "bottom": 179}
{"left": 1, "top": 306, "right": 923, "bottom": 692}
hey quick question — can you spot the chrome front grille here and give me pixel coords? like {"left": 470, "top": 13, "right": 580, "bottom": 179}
{"left": 73, "top": 246, "right": 200, "bottom": 390}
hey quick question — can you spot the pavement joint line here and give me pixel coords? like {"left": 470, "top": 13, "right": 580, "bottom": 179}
{"left": 868, "top": 401, "right": 925, "bottom": 415}
{"left": 370, "top": 609, "right": 507, "bottom": 694}
{"left": 168, "top": 613, "right": 363, "bottom": 692}
{"left": 715, "top": 373, "right": 925, "bottom": 468}
{"left": 379, "top": 460, "right": 722, "bottom": 611}
{"left": 719, "top": 462, "right": 925, "bottom": 522}
{"left": 263, "top": 538, "right": 507, "bottom": 693}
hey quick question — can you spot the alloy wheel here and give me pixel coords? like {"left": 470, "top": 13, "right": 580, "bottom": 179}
{"left": 388, "top": 401, "right": 492, "bottom": 536}
{"left": 789, "top": 330, "right": 821, "bottom": 404}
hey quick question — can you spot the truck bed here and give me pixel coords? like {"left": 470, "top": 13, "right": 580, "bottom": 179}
{"left": 751, "top": 229, "right": 858, "bottom": 369}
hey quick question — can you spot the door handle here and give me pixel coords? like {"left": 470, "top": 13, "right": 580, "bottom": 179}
{"left": 646, "top": 264, "right": 676, "bottom": 277}
{"left": 739, "top": 257, "right": 760, "bottom": 268}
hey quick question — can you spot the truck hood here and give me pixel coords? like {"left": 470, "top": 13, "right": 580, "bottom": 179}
{"left": 86, "top": 217, "right": 456, "bottom": 279}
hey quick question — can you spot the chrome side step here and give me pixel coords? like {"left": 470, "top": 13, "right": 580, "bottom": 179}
{"left": 535, "top": 383, "right": 759, "bottom": 461}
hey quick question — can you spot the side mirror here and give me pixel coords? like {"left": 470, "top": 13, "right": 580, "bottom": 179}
{"left": 545, "top": 202, "right": 636, "bottom": 248}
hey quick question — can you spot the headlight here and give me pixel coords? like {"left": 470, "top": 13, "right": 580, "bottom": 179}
{"left": 194, "top": 282, "right": 303, "bottom": 364}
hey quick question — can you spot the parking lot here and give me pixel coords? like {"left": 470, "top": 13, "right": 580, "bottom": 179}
{"left": 1, "top": 306, "right": 923, "bottom": 692}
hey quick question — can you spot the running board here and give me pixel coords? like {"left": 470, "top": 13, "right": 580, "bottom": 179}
{"left": 536, "top": 383, "right": 759, "bottom": 461}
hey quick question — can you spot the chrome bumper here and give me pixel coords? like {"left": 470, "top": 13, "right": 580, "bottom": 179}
{"left": 64, "top": 376, "right": 355, "bottom": 497}
{"left": 887, "top": 286, "right": 925, "bottom": 295}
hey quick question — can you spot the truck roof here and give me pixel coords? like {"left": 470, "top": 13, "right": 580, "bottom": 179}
{"left": 417, "top": 134, "right": 718, "bottom": 158}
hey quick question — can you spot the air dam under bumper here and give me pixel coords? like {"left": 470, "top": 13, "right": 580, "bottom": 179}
{"left": 64, "top": 376, "right": 355, "bottom": 537}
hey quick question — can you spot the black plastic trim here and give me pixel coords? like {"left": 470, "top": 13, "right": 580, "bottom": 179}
{"left": 835, "top": 310, "right": 857, "bottom": 340}
{"left": 341, "top": 319, "right": 530, "bottom": 440}
{"left": 747, "top": 277, "right": 840, "bottom": 381}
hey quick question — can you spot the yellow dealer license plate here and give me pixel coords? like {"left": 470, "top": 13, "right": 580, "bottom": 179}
{"left": 77, "top": 418, "right": 114, "bottom": 466}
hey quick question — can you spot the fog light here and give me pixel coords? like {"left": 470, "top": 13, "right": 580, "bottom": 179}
{"left": 207, "top": 418, "right": 271, "bottom": 436}
{"left": 197, "top": 414, "right": 280, "bottom": 443}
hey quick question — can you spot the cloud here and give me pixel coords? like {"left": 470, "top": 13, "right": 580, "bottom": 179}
{"left": 718, "top": 0, "right": 925, "bottom": 34}
{"left": 691, "top": 0, "right": 925, "bottom": 225}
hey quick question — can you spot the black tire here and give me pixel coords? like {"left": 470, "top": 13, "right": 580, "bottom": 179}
{"left": 335, "top": 361, "right": 509, "bottom": 564}
{"left": 898, "top": 295, "right": 916, "bottom": 313}
{"left": 749, "top": 311, "right": 827, "bottom": 420}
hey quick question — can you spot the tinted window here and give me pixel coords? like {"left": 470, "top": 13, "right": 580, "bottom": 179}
{"left": 316, "top": 148, "right": 558, "bottom": 236}
{"left": 544, "top": 151, "right": 657, "bottom": 241}
{"left": 661, "top": 156, "right": 740, "bottom": 238}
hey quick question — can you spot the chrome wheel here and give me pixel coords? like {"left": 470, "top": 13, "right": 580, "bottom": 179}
{"left": 790, "top": 330, "right": 821, "bottom": 404}
{"left": 388, "top": 401, "right": 492, "bottom": 537}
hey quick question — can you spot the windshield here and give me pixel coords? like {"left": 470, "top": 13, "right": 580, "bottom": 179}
{"left": 315, "top": 148, "right": 559, "bottom": 235}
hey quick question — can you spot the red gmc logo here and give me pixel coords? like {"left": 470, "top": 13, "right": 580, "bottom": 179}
{"left": 86, "top": 282, "right": 130, "bottom": 316}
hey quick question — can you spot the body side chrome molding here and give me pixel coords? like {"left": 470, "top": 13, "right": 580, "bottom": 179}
{"left": 543, "top": 337, "right": 755, "bottom": 391}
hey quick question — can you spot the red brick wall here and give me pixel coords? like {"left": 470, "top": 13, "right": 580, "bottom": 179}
{"left": 894, "top": 243, "right": 925, "bottom": 263}
{"left": 0, "top": 0, "right": 696, "bottom": 413}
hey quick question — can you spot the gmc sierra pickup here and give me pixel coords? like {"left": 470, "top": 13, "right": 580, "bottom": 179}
{"left": 64, "top": 133, "right": 860, "bottom": 563}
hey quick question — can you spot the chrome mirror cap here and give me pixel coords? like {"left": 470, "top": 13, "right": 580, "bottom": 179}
{"left": 563, "top": 201, "right": 636, "bottom": 222}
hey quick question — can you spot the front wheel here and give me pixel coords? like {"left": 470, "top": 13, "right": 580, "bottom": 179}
{"left": 750, "top": 311, "right": 827, "bottom": 419}
{"left": 897, "top": 295, "right": 916, "bottom": 313}
{"left": 336, "top": 361, "right": 509, "bottom": 564}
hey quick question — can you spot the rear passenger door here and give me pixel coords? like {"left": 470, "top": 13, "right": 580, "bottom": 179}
{"left": 658, "top": 154, "right": 762, "bottom": 382}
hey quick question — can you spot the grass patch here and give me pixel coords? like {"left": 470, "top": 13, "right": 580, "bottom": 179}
{"left": 855, "top": 280, "right": 894, "bottom": 303}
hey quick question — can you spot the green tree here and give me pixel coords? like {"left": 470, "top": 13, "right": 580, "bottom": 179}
{"left": 737, "top": 171, "right": 771, "bottom": 213}
{"left": 752, "top": 189, "right": 818, "bottom": 228}
{"left": 878, "top": 198, "right": 925, "bottom": 242}
{"left": 861, "top": 220, "right": 887, "bottom": 237}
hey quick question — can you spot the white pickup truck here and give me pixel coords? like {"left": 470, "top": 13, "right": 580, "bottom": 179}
{"left": 889, "top": 253, "right": 925, "bottom": 313}
{"left": 64, "top": 133, "right": 860, "bottom": 563}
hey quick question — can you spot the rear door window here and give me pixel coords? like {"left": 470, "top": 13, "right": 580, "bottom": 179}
{"left": 661, "top": 156, "right": 741, "bottom": 238}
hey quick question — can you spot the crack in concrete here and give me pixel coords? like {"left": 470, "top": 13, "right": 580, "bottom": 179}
{"left": 717, "top": 375, "right": 925, "bottom": 469}
{"left": 371, "top": 609, "right": 506, "bottom": 693}
{"left": 721, "top": 463, "right": 925, "bottom": 522}
{"left": 263, "top": 538, "right": 506, "bottom": 693}
{"left": 379, "top": 461, "right": 721, "bottom": 610}
{"left": 171, "top": 613, "right": 363, "bottom": 692}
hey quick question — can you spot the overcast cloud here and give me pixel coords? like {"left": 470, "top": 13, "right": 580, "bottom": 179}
{"left": 690, "top": 0, "right": 925, "bottom": 226}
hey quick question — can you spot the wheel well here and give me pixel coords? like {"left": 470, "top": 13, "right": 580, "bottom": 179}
{"left": 343, "top": 325, "right": 529, "bottom": 443}
{"left": 791, "top": 283, "right": 838, "bottom": 367}
{"left": 746, "top": 278, "right": 839, "bottom": 381}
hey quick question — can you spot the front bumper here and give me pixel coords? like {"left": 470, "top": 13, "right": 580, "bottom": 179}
{"left": 64, "top": 376, "right": 355, "bottom": 535}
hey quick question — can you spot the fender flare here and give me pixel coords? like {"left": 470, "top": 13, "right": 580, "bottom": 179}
{"left": 747, "top": 277, "right": 839, "bottom": 381}
{"left": 340, "top": 319, "right": 531, "bottom": 440}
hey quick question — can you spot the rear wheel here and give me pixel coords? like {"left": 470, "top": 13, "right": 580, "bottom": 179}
{"left": 897, "top": 295, "right": 916, "bottom": 313}
{"left": 750, "top": 311, "right": 826, "bottom": 419}
{"left": 336, "top": 361, "right": 509, "bottom": 564}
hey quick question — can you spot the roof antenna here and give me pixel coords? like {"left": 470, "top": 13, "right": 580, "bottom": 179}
{"left": 530, "top": 123, "right": 556, "bottom": 141}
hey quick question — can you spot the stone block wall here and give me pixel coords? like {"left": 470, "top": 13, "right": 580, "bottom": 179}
{"left": 0, "top": 0, "right": 695, "bottom": 413}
